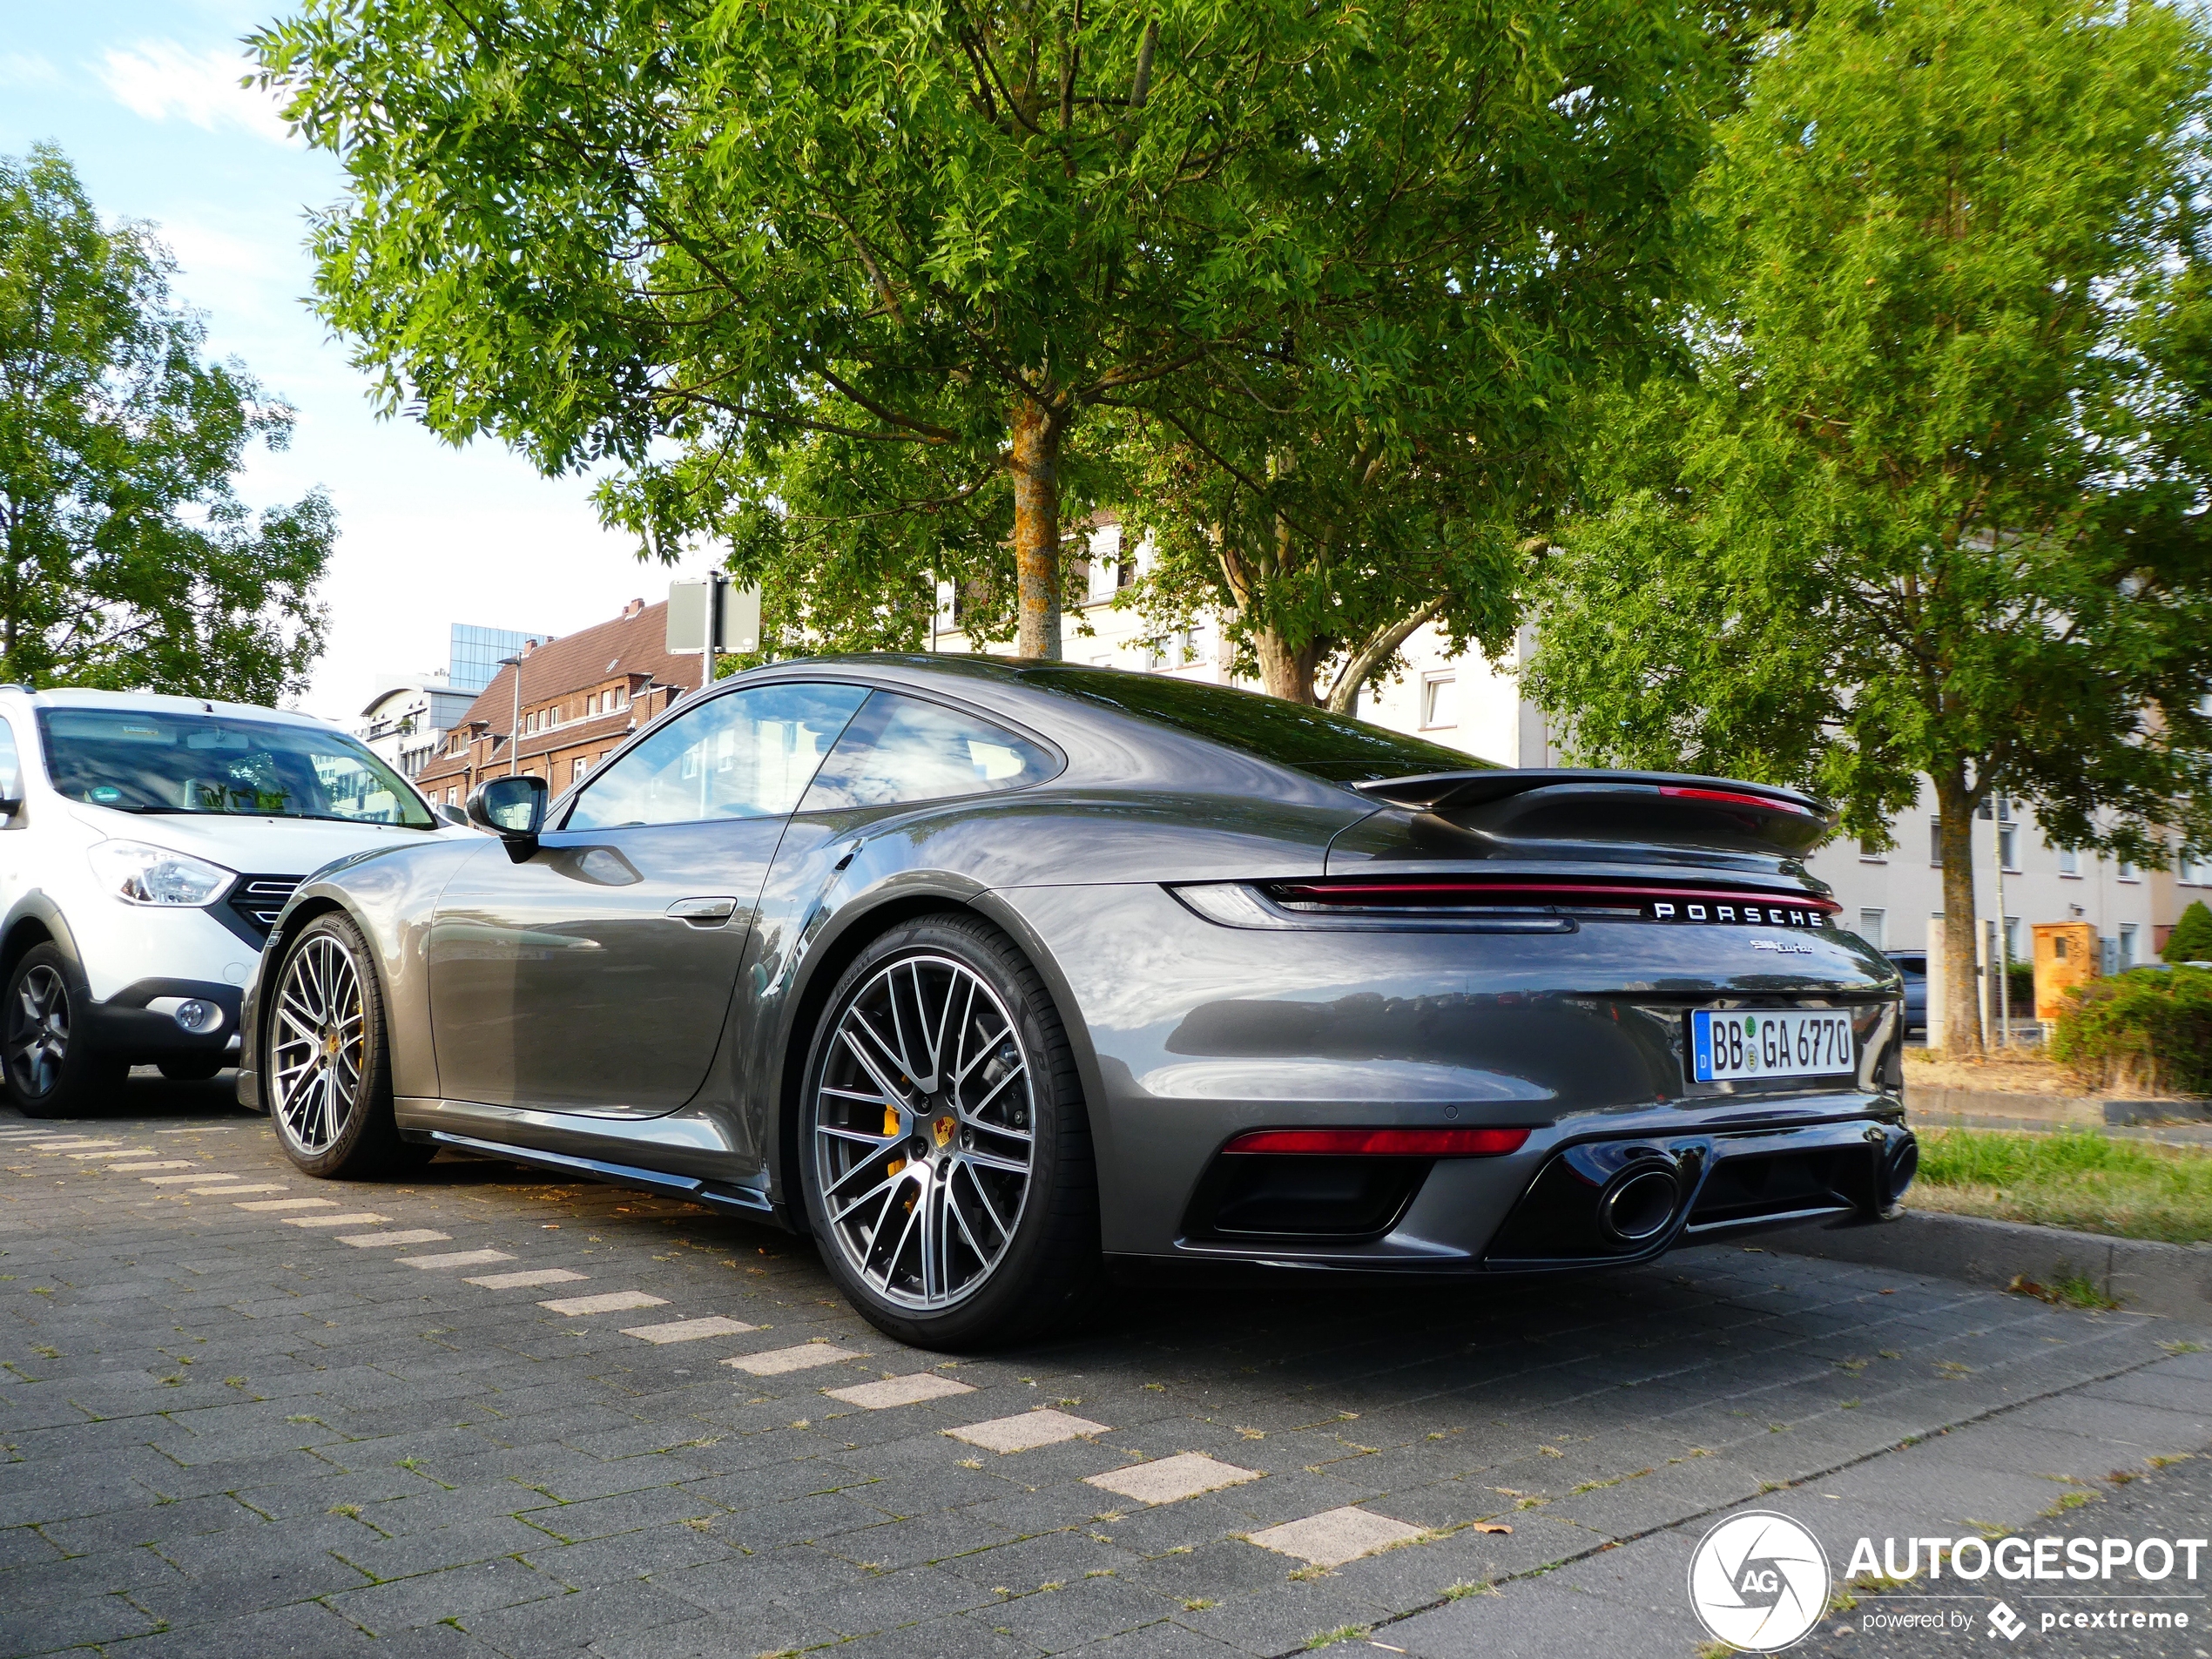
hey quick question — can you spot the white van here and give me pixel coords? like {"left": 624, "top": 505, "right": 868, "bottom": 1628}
{"left": 0, "top": 687, "right": 455, "bottom": 1116}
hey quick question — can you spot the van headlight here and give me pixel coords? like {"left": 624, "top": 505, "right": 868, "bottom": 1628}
{"left": 87, "top": 840, "right": 236, "bottom": 907}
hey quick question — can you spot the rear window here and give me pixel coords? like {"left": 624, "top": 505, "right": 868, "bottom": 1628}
{"left": 37, "top": 708, "right": 435, "bottom": 828}
{"left": 1022, "top": 666, "right": 1494, "bottom": 784}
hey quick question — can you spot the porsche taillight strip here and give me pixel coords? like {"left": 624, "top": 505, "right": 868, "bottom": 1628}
{"left": 1264, "top": 880, "right": 1841, "bottom": 916}
{"left": 1223, "top": 1127, "right": 1532, "bottom": 1157}
{"left": 1656, "top": 784, "right": 1817, "bottom": 817}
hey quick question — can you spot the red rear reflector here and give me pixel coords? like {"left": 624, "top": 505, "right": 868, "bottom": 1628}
{"left": 1221, "top": 1127, "right": 1531, "bottom": 1157}
{"left": 1657, "top": 785, "right": 1814, "bottom": 816}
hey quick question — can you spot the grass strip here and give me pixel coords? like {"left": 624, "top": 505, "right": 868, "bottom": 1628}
{"left": 1909, "top": 1126, "right": 2212, "bottom": 1244}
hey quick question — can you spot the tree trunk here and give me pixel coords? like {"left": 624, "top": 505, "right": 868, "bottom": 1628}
{"left": 1253, "top": 626, "right": 1323, "bottom": 704}
{"left": 1933, "top": 766, "right": 1984, "bottom": 1058}
{"left": 1324, "top": 594, "right": 1451, "bottom": 715}
{"left": 1009, "top": 398, "right": 1063, "bottom": 659}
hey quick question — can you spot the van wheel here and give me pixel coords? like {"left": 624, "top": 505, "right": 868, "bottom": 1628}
{"left": 265, "top": 913, "right": 420, "bottom": 1176}
{"left": 3, "top": 944, "right": 126, "bottom": 1118}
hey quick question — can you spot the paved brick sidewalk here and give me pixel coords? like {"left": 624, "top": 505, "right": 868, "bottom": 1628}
{"left": 2, "top": 1084, "right": 2205, "bottom": 1659}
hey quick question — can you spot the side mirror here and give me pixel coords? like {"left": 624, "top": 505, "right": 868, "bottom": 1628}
{"left": 467, "top": 775, "right": 548, "bottom": 848}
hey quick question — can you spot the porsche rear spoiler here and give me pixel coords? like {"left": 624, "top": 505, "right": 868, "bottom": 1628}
{"left": 1352, "top": 769, "right": 1836, "bottom": 855}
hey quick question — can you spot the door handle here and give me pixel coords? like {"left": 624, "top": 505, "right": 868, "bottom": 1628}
{"left": 665, "top": 896, "right": 738, "bottom": 927}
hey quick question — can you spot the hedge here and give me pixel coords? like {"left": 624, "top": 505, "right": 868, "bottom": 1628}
{"left": 2049, "top": 966, "right": 2212, "bottom": 1098}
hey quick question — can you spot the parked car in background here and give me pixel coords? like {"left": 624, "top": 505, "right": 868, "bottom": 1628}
{"left": 0, "top": 688, "right": 449, "bottom": 1116}
{"left": 1885, "top": 949, "right": 1928, "bottom": 1035}
{"left": 242, "top": 655, "right": 1912, "bottom": 1350}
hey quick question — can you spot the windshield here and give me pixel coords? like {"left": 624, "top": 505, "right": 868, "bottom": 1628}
{"left": 37, "top": 707, "right": 435, "bottom": 829}
{"left": 1021, "top": 666, "right": 1496, "bottom": 784}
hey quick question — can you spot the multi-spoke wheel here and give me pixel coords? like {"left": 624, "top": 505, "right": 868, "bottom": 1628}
{"left": 801, "top": 915, "right": 1099, "bottom": 1350}
{"left": 3, "top": 944, "right": 125, "bottom": 1118}
{"left": 264, "top": 913, "right": 422, "bottom": 1177}
{"left": 272, "top": 929, "right": 367, "bottom": 1155}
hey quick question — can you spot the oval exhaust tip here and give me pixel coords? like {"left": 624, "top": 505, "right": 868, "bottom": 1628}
{"left": 1885, "top": 1134, "right": 1920, "bottom": 1206}
{"left": 1601, "top": 1163, "right": 1682, "bottom": 1244}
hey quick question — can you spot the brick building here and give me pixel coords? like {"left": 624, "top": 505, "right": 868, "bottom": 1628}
{"left": 413, "top": 597, "right": 703, "bottom": 810}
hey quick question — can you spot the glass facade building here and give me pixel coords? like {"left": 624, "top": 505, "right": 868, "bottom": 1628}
{"left": 448, "top": 624, "right": 555, "bottom": 694}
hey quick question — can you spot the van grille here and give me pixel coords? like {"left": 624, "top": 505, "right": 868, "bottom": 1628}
{"left": 227, "top": 875, "right": 303, "bottom": 941}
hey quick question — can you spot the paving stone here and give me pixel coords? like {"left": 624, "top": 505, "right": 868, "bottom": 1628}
{"left": 539, "top": 1291, "right": 669, "bottom": 1316}
{"left": 401, "top": 1250, "right": 517, "bottom": 1270}
{"left": 726, "top": 1340, "right": 871, "bottom": 1375}
{"left": 617, "top": 1315, "right": 758, "bottom": 1345}
{"left": 946, "top": 1409, "right": 1114, "bottom": 1455}
{"left": 282, "top": 1212, "right": 393, "bottom": 1227}
{"left": 1085, "top": 1455, "right": 1263, "bottom": 1507}
{"left": 826, "top": 1372, "right": 978, "bottom": 1410}
{"left": 234, "top": 1197, "right": 335, "bottom": 1211}
{"left": 467, "top": 1267, "right": 588, "bottom": 1288}
{"left": 192, "top": 1184, "right": 287, "bottom": 1195}
{"left": 142, "top": 1173, "right": 236, "bottom": 1185}
{"left": 1244, "top": 1505, "right": 1426, "bottom": 1568}
{"left": 339, "top": 1228, "right": 452, "bottom": 1246}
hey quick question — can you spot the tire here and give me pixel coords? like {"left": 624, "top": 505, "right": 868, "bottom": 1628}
{"left": 263, "top": 912, "right": 422, "bottom": 1177}
{"left": 3, "top": 944, "right": 127, "bottom": 1118}
{"left": 158, "top": 1055, "right": 226, "bottom": 1082}
{"left": 799, "top": 913, "right": 1100, "bottom": 1352}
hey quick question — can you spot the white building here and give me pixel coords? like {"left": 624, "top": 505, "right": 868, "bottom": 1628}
{"left": 354, "top": 677, "right": 478, "bottom": 783}
{"left": 934, "top": 521, "right": 2202, "bottom": 962}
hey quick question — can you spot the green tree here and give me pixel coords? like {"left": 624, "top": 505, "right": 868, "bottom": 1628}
{"left": 252, "top": 0, "right": 1715, "bottom": 661}
{"left": 0, "top": 147, "right": 333, "bottom": 700}
{"left": 1100, "top": 398, "right": 1534, "bottom": 708}
{"left": 2168, "top": 900, "right": 2212, "bottom": 966}
{"left": 1525, "top": 0, "right": 2212, "bottom": 1053}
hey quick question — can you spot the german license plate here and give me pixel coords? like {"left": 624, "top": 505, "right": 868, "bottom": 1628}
{"left": 1689, "top": 1008, "right": 1855, "bottom": 1082}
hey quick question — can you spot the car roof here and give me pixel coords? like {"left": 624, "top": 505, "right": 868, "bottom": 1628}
{"left": 739, "top": 652, "right": 1490, "bottom": 788}
{"left": 0, "top": 685, "right": 333, "bottom": 729}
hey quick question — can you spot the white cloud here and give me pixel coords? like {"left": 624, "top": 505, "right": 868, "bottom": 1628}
{"left": 93, "top": 40, "right": 293, "bottom": 145}
{"left": 0, "top": 52, "right": 62, "bottom": 89}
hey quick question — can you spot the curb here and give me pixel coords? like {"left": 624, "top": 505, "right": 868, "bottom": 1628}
{"left": 1750, "top": 1209, "right": 2212, "bottom": 1325}
{"left": 1904, "top": 1084, "right": 2210, "bottom": 1126}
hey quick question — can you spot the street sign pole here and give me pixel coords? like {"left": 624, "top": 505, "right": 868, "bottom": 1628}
{"left": 703, "top": 569, "right": 723, "bottom": 692}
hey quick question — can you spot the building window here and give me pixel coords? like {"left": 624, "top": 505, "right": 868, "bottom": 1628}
{"left": 2181, "top": 847, "right": 2208, "bottom": 886}
{"left": 446, "top": 786, "right": 457, "bottom": 805}
{"left": 2058, "top": 844, "right": 2080, "bottom": 878}
{"left": 2002, "top": 914, "right": 2020, "bottom": 962}
{"left": 1998, "top": 820, "right": 2019, "bottom": 871}
{"left": 2118, "top": 857, "right": 2140, "bottom": 883}
{"left": 1929, "top": 818, "right": 1943, "bottom": 867}
{"left": 2119, "top": 923, "right": 2138, "bottom": 968}
{"left": 1858, "top": 907, "right": 1885, "bottom": 948}
{"left": 573, "top": 756, "right": 588, "bottom": 783}
{"left": 1858, "top": 837, "right": 1886, "bottom": 862}
{"left": 1420, "top": 673, "right": 1457, "bottom": 729}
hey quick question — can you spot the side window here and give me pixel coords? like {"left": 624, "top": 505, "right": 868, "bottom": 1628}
{"left": 563, "top": 683, "right": 867, "bottom": 831}
{"left": 799, "top": 691, "right": 1056, "bottom": 813}
{"left": 0, "top": 718, "right": 18, "bottom": 802}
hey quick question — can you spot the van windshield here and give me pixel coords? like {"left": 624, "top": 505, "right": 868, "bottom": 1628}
{"left": 37, "top": 709, "right": 435, "bottom": 829}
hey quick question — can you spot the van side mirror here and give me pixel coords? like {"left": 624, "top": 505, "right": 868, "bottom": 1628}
{"left": 467, "top": 775, "right": 547, "bottom": 851}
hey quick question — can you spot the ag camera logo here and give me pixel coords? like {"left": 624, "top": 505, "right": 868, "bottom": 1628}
{"left": 1688, "top": 1511, "right": 1831, "bottom": 1652}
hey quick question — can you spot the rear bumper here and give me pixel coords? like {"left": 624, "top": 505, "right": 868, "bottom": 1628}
{"left": 1150, "top": 1100, "right": 1912, "bottom": 1274}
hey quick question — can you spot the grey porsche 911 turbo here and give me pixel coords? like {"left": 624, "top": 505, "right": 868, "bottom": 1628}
{"left": 239, "top": 655, "right": 1912, "bottom": 1349}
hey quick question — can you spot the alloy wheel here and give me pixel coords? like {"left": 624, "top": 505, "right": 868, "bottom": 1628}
{"left": 812, "top": 954, "right": 1036, "bottom": 1312}
{"left": 8, "top": 965, "right": 69, "bottom": 1097}
{"left": 272, "top": 933, "right": 367, "bottom": 1154}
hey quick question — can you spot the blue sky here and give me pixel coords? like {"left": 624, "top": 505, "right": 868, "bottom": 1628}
{"left": 1, "top": 3, "right": 725, "bottom": 719}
